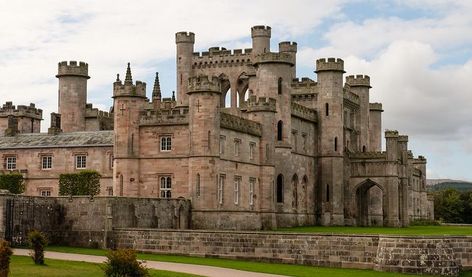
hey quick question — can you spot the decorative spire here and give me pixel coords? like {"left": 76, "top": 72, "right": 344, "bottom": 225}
{"left": 124, "top": 62, "right": 132, "bottom": 84}
{"left": 116, "top": 73, "right": 120, "bottom": 82}
{"left": 152, "top": 72, "right": 161, "bottom": 99}
{"left": 172, "top": 91, "right": 176, "bottom": 101}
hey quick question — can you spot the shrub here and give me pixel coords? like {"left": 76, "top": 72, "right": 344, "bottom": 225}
{"left": 27, "top": 230, "right": 48, "bottom": 265}
{"left": 103, "top": 248, "right": 149, "bottom": 277}
{"left": 0, "top": 240, "right": 12, "bottom": 277}
{"left": 59, "top": 170, "right": 101, "bottom": 196}
{"left": 0, "top": 172, "right": 25, "bottom": 194}
{"left": 410, "top": 218, "right": 441, "bottom": 226}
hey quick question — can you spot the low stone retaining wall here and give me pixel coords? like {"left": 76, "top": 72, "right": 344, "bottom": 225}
{"left": 111, "top": 229, "right": 472, "bottom": 276}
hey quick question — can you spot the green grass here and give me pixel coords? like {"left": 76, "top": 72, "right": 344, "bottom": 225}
{"left": 44, "top": 245, "right": 472, "bottom": 277}
{"left": 275, "top": 225, "right": 472, "bottom": 236}
{"left": 10, "top": 255, "right": 201, "bottom": 277}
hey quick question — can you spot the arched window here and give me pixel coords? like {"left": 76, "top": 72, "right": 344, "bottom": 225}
{"left": 362, "top": 145, "right": 366, "bottom": 152}
{"left": 278, "top": 77, "right": 283, "bottom": 95}
{"left": 277, "top": 120, "right": 283, "bottom": 141}
{"left": 326, "top": 184, "right": 330, "bottom": 202}
{"left": 334, "top": 137, "right": 338, "bottom": 152}
{"left": 196, "top": 173, "right": 201, "bottom": 197}
{"left": 325, "top": 103, "right": 329, "bottom": 116}
{"left": 276, "top": 174, "right": 284, "bottom": 203}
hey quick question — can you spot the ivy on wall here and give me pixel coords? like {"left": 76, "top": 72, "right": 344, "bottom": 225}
{"left": 0, "top": 172, "right": 25, "bottom": 194}
{"left": 59, "top": 170, "right": 101, "bottom": 196}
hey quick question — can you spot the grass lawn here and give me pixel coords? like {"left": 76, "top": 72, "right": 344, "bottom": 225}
{"left": 275, "top": 225, "right": 472, "bottom": 236}
{"left": 45, "top": 245, "right": 472, "bottom": 277}
{"left": 10, "top": 255, "right": 201, "bottom": 277}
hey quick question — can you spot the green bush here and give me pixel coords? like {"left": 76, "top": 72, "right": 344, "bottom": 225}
{"left": 409, "top": 218, "right": 441, "bottom": 226}
{"left": 433, "top": 189, "right": 472, "bottom": 223}
{"left": 103, "top": 248, "right": 149, "bottom": 277}
{"left": 27, "top": 230, "right": 48, "bottom": 265}
{"left": 0, "top": 172, "right": 25, "bottom": 194}
{"left": 59, "top": 170, "right": 101, "bottom": 196}
{"left": 0, "top": 240, "right": 12, "bottom": 277}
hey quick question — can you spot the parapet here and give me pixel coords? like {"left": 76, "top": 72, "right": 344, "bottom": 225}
{"left": 113, "top": 80, "right": 146, "bottom": 98}
{"left": 346, "top": 75, "right": 371, "bottom": 88}
{"left": 385, "top": 130, "right": 399, "bottom": 138}
{"left": 251, "top": 25, "right": 271, "bottom": 38}
{"left": 175, "top": 31, "right": 195, "bottom": 44}
{"left": 398, "top": 135, "right": 408, "bottom": 143}
{"left": 0, "top": 102, "right": 43, "bottom": 120}
{"left": 291, "top": 102, "right": 317, "bottom": 122}
{"left": 315, "top": 58, "right": 345, "bottom": 73}
{"left": 246, "top": 95, "right": 276, "bottom": 113}
{"left": 187, "top": 75, "right": 221, "bottom": 94}
{"left": 369, "top": 102, "right": 383, "bottom": 112}
{"left": 279, "top": 41, "right": 297, "bottom": 53}
{"left": 253, "top": 52, "right": 294, "bottom": 66}
{"left": 140, "top": 108, "right": 189, "bottom": 126}
{"left": 56, "top": 61, "right": 90, "bottom": 79}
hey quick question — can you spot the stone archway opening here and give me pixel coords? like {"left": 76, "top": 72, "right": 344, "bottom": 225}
{"left": 355, "top": 180, "right": 385, "bottom": 226}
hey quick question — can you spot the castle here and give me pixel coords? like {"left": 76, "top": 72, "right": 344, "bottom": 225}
{"left": 0, "top": 26, "right": 433, "bottom": 229}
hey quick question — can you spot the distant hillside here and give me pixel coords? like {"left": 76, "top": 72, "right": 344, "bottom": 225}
{"left": 427, "top": 179, "right": 472, "bottom": 192}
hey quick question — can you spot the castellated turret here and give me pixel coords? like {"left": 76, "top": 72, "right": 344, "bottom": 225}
{"left": 176, "top": 31, "right": 195, "bottom": 107}
{"left": 315, "top": 57, "right": 345, "bottom": 226}
{"left": 251, "top": 25, "right": 271, "bottom": 55}
{"left": 346, "top": 75, "right": 371, "bottom": 152}
{"left": 187, "top": 75, "right": 221, "bottom": 209}
{"left": 278, "top": 42, "right": 297, "bottom": 77}
{"left": 369, "top": 102, "right": 383, "bottom": 151}
{"left": 112, "top": 63, "right": 146, "bottom": 197}
{"left": 56, "top": 61, "right": 90, "bottom": 132}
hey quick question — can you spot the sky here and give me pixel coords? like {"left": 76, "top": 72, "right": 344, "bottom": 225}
{"left": 0, "top": 0, "right": 471, "bottom": 181}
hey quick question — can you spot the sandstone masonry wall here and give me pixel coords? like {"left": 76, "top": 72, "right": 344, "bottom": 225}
{"left": 112, "top": 229, "right": 471, "bottom": 276}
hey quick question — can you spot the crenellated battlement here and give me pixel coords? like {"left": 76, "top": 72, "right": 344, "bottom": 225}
{"left": 140, "top": 108, "right": 189, "bottom": 126}
{"left": 369, "top": 102, "right": 383, "bottom": 112}
{"left": 398, "top": 135, "right": 408, "bottom": 143}
{"left": 246, "top": 95, "right": 276, "bottom": 112}
{"left": 385, "top": 130, "right": 399, "bottom": 138}
{"left": 56, "top": 61, "right": 90, "bottom": 78}
{"left": 291, "top": 77, "right": 317, "bottom": 88}
{"left": 291, "top": 101, "right": 317, "bottom": 122}
{"left": 344, "top": 89, "right": 360, "bottom": 106}
{"left": 191, "top": 48, "right": 253, "bottom": 69}
{"left": 220, "top": 112, "right": 262, "bottom": 137}
{"left": 85, "top": 103, "right": 112, "bottom": 119}
{"left": 0, "top": 102, "right": 43, "bottom": 119}
{"left": 279, "top": 41, "right": 297, "bottom": 53}
{"left": 251, "top": 25, "right": 271, "bottom": 37}
{"left": 187, "top": 75, "right": 221, "bottom": 93}
{"left": 113, "top": 80, "right": 146, "bottom": 98}
{"left": 175, "top": 31, "right": 195, "bottom": 44}
{"left": 253, "top": 52, "right": 294, "bottom": 66}
{"left": 315, "top": 58, "right": 345, "bottom": 73}
{"left": 349, "top": 151, "right": 387, "bottom": 160}
{"left": 346, "top": 75, "right": 371, "bottom": 88}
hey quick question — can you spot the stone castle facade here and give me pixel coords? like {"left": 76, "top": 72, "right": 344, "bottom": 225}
{"left": 0, "top": 26, "right": 433, "bottom": 229}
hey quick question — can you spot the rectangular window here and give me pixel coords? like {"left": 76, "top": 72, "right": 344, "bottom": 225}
{"left": 75, "top": 155, "right": 87, "bottom": 169}
{"left": 40, "top": 190, "right": 51, "bottom": 197}
{"left": 234, "top": 139, "right": 241, "bottom": 156}
{"left": 219, "top": 135, "right": 226, "bottom": 155}
{"left": 302, "top": 133, "right": 307, "bottom": 152}
{"left": 292, "top": 130, "right": 297, "bottom": 151}
{"left": 160, "top": 136, "right": 172, "bottom": 151}
{"left": 109, "top": 154, "right": 114, "bottom": 169}
{"left": 41, "top": 156, "right": 52, "bottom": 169}
{"left": 234, "top": 176, "right": 241, "bottom": 205}
{"left": 6, "top": 156, "right": 16, "bottom": 170}
{"left": 160, "top": 176, "right": 172, "bottom": 198}
{"left": 249, "top": 142, "right": 256, "bottom": 160}
{"left": 218, "top": 174, "right": 225, "bottom": 205}
{"left": 249, "top": 177, "right": 256, "bottom": 206}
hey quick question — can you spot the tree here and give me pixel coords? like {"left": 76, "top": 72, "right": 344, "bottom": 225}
{"left": 102, "top": 248, "right": 149, "bottom": 277}
{"left": 0, "top": 239, "right": 12, "bottom": 277}
{"left": 0, "top": 172, "right": 25, "bottom": 194}
{"left": 27, "top": 230, "right": 48, "bottom": 265}
{"left": 434, "top": 189, "right": 464, "bottom": 223}
{"left": 59, "top": 170, "right": 101, "bottom": 196}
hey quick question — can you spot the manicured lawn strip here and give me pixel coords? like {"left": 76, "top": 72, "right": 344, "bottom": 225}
{"left": 275, "top": 225, "right": 472, "bottom": 236}
{"left": 46, "top": 245, "right": 415, "bottom": 277}
{"left": 10, "top": 255, "right": 201, "bottom": 277}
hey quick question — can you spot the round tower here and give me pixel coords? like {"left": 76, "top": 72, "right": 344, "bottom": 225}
{"left": 251, "top": 25, "right": 271, "bottom": 55}
{"left": 56, "top": 61, "right": 90, "bottom": 132}
{"left": 176, "top": 31, "right": 195, "bottom": 107}
{"left": 315, "top": 58, "right": 345, "bottom": 226}
{"left": 187, "top": 75, "right": 221, "bottom": 228}
{"left": 278, "top": 41, "right": 297, "bottom": 79}
{"left": 346, "top": 75, "right": 371, "bottom": 152}
{"left": 368, "top": 103, "right": 383, "bottom": 151}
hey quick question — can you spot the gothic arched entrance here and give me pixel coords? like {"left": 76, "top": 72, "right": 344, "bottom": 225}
{"left": 355, "top": 179, "right": 385, "bottom": 226}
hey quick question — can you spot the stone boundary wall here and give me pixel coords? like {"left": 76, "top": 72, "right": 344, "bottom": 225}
{"left": 112, "top": 229, "right": 472, "bottom": 276}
